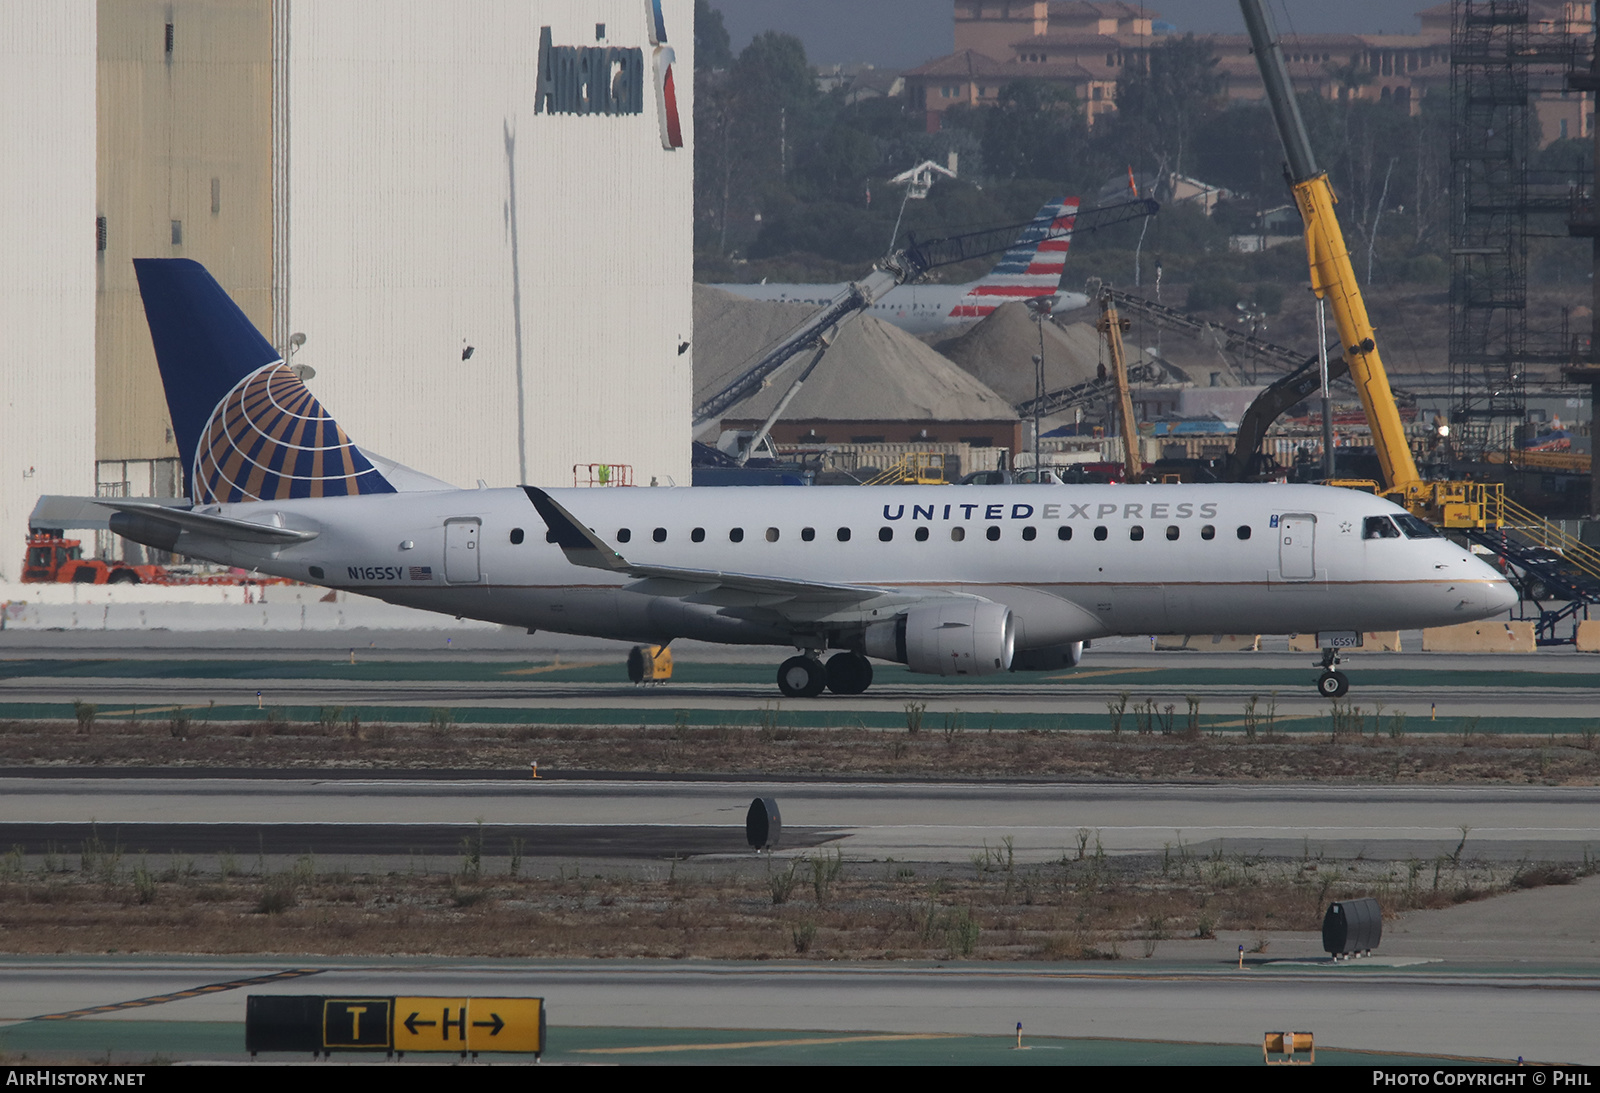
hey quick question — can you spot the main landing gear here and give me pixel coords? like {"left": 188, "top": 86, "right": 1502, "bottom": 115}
{"left": 776, "top": 652, "right": 874, "bottom": 697}
{"left": 1315, "top": 647, "right": 1350, "bottom": 698}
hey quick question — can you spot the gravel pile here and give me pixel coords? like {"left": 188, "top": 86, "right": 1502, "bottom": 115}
{"left": 693, "top": 285, "right": 1016, "bottom": 425}
{"left": 934, "top": 300, "right": 1184, "bottom": 405}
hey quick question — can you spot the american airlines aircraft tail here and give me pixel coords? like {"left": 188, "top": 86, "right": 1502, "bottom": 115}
{"left": 42, "top": 260, "right": 1518, "bottom": 701}
{"left": 948, "top": 196, "right": 1078, "bottom": 321}
{"left": 712, "top": 197, "right": 1086, "bottom": 335}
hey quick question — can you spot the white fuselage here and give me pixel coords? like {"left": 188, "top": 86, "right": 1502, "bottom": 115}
{"left": 711, "top": 283, "right": 1091, "bottom": 336}
{"left": 178, "top": 483, "right": 1514, "bottom": 653}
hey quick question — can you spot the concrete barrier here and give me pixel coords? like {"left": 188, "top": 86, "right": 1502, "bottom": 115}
{"left": 1154, "top": 634, "right": 1259, "bottom": 651}
{"left": 0, "top": 581, "right": 497, "bottom": 632}
{"left": 1421, "top": 620, "right": 1536, "bottom": 653}
{"left": 1286, "top": 631, "right": 1401, "bottom": 653}
{"left": 1576, "top": 620, "right": 1600, "bottom": 652}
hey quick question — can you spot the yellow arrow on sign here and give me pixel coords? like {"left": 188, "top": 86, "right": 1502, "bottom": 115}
{"left": 394, "top": 996, "right": 543, "bottom": 1055}
{"left": 468, "top": 997, "right": 542, "bottom": 1054}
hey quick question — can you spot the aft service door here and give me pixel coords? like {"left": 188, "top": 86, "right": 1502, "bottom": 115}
{"left": 1278, "top": 514, "right": 1316, "bottom": 580}
{"left": 444, "top": 519, "right": 481, "bottom": 583}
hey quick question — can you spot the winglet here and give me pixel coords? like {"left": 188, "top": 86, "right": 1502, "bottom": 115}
{"left": 523, "top": 486, "right": 629, "bottom": 572}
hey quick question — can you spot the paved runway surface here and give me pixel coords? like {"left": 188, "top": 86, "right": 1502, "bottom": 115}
{"left": 4, "top": 777, "right": 1597, "bottom": 863}
{"left": 1, "top": 956, "right": 1596, "bottom": 1064}
{"left": 2, "top": 632, "right": 1597, "bottom": 1064}
{"left": 4, "top": 630, "right": 1600, "bottom": 729}
{"left": 0, "top": 821, "right": 840, "bottom": 859}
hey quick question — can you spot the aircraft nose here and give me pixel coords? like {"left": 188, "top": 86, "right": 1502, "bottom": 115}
{"left": 1462, "top": 550, "right": 1517, "bottom": 615}
{"left": 1483, "top": 574, "right": 1518, "bottom": 615}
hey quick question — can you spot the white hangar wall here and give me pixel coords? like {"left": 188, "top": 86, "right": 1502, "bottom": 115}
{"left": 285, "top": 0, "right": 693, "bottom": 490}
{"left": 0, "top": 3, "right": 97, "bottom": 580}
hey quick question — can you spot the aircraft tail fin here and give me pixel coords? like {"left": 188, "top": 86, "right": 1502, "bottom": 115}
{"left": 949, "top": 196, "right": 1080, "bottom": 321}
{"left": 133, "top": 258, "right": 397, "bottom": 504}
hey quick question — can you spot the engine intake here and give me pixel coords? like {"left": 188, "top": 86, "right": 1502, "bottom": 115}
{"left": 864, "top": 599, "right": 1015, "bottom": 676}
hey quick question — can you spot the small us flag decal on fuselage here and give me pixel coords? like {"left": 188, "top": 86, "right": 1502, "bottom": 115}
{"left": 409, "top": 566, "right": 433, "bottom": 581}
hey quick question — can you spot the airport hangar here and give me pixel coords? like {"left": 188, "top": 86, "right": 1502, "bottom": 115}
{"left": 0, "top": 0, "right": 694, "bottom": 580}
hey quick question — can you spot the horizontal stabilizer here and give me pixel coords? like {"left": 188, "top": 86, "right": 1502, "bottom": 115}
{"left": 31, "top": 495, "right": 189, "bottom": 533}
{"left": 32, "top": 497, "right": 317, "bottom": 546}
{"left": 102, "top": 501, "right": 319, "bottom": 544}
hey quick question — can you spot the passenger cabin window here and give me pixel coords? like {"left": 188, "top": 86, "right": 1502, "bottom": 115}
{"left": 1093, "top": 526, "right": 1108, "bottom": 541}
{"left": 950, "top": 527, "right": 966, "bottom": 542}
{"left": 915, "top": 526, "right": 929, "bottom": 541}
{"left": 653, "top": 527, "right": 667, "bottom": 543}
{"left": 691, "top": 527, "right": 706, "bottom": 542}
{"left": 1166, "top": 525, "right": 1179, "bottom": 541}
{"left": 730, "top": 527, "right": 745, "bottom": 542}
{"left": 509, "top": 527, "right": 525, "bottom": 544}
{"left": 836, "top": 527, "right": 851, "bottom": 542}
{"left": 1236, "top": 525, "right": 1252, "bottom": 540}
{"left": 879, "top": 527, "right": 893, "bottom": 542}
{"left": 1394, "top": 514, "right": 1443, "bottom": 539}
{"left": 1129, "top": 525, "right": 1144, "bottom": 541}
{"left": 766, "top": 527, "right": 780, "bottom": 542}
{"left": 1057, "top": 526, "right": 1072, "bottom": 541}
{"left": 617, "top": 528, "right": 631, "bottom": 543}
{"left": 1200, "top": 524, "right": 1215, "bottom": 540}
{"left": 801, "top": 527, "right": 816, "bottom": 541}
{"left": 986, "top": 526, "right": 1001, "bottom": 541}
{"left": 1021, "top": 526, "right": 1037, "bottom": 541}
{"left": 1363, "top": 516, "right": 1401, "bottom": 540}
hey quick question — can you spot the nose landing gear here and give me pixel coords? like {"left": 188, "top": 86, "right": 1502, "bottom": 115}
{"left": 1315, "top": 647, "right": 1350, "bottom": 698}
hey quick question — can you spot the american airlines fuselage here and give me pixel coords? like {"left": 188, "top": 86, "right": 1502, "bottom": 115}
{"left": 712, "top": 283, "right": 1092, "bottom": 336}
{"left": 169, "top": 483, "right": 1513, "bottom": 662}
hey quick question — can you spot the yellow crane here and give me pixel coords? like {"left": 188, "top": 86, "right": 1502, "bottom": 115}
{"left": 1239, "top": 0, "right": 1494, "bottom": 529}
{"left": 1097, "top": 289, "right": 1144, "bottom": 480}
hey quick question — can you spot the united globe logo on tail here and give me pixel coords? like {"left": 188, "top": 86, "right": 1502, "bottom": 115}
{"left": 194, "top": 364, "right": 395, "bottom": 505}
{"left": 132, "top": 258, "right": 395, "bottom": 505}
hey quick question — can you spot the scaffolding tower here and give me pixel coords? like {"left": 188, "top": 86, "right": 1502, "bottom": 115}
{"left": 1448, "top": 0, "right": 1586, "bottom": 459}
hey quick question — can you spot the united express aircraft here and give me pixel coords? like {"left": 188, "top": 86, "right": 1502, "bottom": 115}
{"left": 51, "top": 260, "right": 1515, "bottom": 699}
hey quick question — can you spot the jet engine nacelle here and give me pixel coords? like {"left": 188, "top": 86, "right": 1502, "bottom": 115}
{"left": 864, "top": 599, "right": 1015, "bottom": 676}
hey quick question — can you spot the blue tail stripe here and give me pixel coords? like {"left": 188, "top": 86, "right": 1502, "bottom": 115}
{"left": 133, "top": 259, "right": 280, "bottom": 488}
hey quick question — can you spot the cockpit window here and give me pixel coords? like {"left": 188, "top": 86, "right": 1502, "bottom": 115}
{"left": 1393, "top": 514, "right": 1443, "bottom": 539}
{"left": 1363, "top": 516, "right": 1401, "bottom": 540}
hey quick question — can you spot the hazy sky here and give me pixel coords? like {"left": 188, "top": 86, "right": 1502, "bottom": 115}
{"left": 707, "top": 1, "right": 1445, "bottom": 69}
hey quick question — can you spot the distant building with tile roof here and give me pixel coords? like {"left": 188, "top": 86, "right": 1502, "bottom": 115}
{"left": 901, "top": 1, "right": 1594, "bottom": 144}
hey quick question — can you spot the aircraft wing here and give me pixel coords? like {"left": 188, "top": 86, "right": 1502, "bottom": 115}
{"left": 524, "top": 486, "right": 891, "bottom": 607}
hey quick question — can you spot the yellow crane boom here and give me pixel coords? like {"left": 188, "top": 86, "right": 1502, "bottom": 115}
{"left": 1239, "top": 0, "right": 1424, "bottom": 501}
{"left": 1097, "top": 290, "right": 1144, "bottom": 479}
